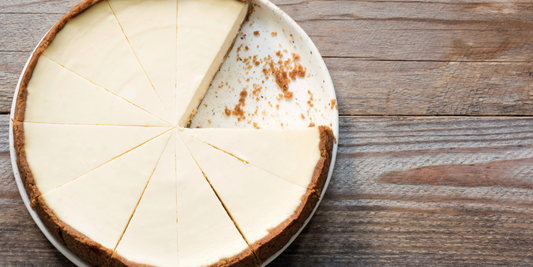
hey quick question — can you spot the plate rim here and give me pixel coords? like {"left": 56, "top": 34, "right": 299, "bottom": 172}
{"left": 8, "top": 0, "right": 339, "bottom": 266}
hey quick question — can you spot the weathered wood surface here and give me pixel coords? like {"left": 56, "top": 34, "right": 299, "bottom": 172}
{"left": 4, "top": 116, "right": 533, "bottom": 266}
{"left": 1, "top": 0, "right": 533, "bottom": 115}
{"left": 2, "top": 0, "right": 533, "bottom": 266}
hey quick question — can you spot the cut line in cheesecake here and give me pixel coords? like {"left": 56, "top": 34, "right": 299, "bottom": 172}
{"left": 185, "top": 133, "right": 307, "bottom": 190}
{"left": 35, "top": 131, "right": 173, "bottom": 266}
{"left": 106, "top": 0, "right": 175, "bottom": 123}
{"left": 175, "top": 132, "right": 258, "bottom": 266}
{"left": 22, "top": 122, "right": 172, "bottom": 127}
{"left": 110, "top": 131, "right": 176, "bottom": 267}
{"left": 41, "top": 55, "right": 172, "bottom": 126}
{"left": 16, "top": 122, "right": 172, "bottom": 201}
{"left": 39, "top": 0, "right": 171, "bottom": 123}
{"left": 38, "top": 127, "right": 173, "bottom": 193}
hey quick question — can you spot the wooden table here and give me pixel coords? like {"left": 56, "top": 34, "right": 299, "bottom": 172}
{"left": 2, "top": 0, "right": 533, "bottom": 266}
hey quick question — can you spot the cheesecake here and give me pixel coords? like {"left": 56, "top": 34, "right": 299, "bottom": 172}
{"left": 12, "top": 0, "right": 336, "bottom": 266}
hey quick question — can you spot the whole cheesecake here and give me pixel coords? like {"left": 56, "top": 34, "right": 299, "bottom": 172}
{"left": 12, "top": 0, "right": 335, "bottom": 266}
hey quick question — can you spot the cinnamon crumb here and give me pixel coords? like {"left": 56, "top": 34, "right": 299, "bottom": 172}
{"left": 245, "top": 46, "right": 249, "bottom": 51}
{"left": 254, "top": 31, "right": 260, "bottom": 36}
{"left": 284, "top": 91, "right": 293, "bottom": 99}
{"left": 331, "top": 99, "right": 336, "bottom": 109}
{"left": 292, "top": 53, "right": 300, "bottom": 60}
{"left": 275, "top": 69, "right": 290, "bottom": 91}
{"left": 301, "top": 114, "right": 305, "bottom": 119}
{"left": 271, "top": 31, "right": 277, "bottom": 36}
{"left": 308, "top": 122, "right": 315, "bottom": 127}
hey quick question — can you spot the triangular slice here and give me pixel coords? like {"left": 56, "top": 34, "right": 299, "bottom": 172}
{"left": 24, "top": 57, "right": 168, "bottom": 126}
{"left": 108, "top": 0, "right": 177, "bottom": 123}
{"left": 176, "top": 0, "right": 249, "bottom": 126}
{"left": 39, "top": 131, "right": 171, "bottom": 265}
{"left": 179, "top": 131, "right": 308, "bottom": 262}
{"left": 184, "top": 127, "right": 324, "bottom": 190}
{"left": 176, "top": 133, "right": 256, "bottom": 267}
{"left": 42, "top": 1, "right": 170, "bottom": 122}
{"left": 112, "top": 131, "right": 177, "bottom": 267}
{"left": 23, "top": 123, "right": 171, "bottom": 194}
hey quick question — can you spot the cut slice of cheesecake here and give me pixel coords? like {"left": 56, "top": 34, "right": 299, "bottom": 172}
{"left": 176, "top": 133, "right": 256, "bottom": 267}
{"left": 20, "top": 123, "right": 170, "bottom": 197}
{"left": 111, "top": 131, "right": 178, "bottom": 267}
{"left": 38, "top": 131, "right": 172, "bottom": 266}
{"left": 24, "top": 57, "right": 169, "bottom": 127}
{"left": 42, "top": 1, "right": 170, "bottom": 122}
{"left": 184, "top": 127, "right": 328, "bottom": 192}
{"left": 176, "top": 0, "right": 249, "bottom": 126}
{"left": 179, "top": 131, "right": 309, "bottom": 262}
{"left": 108, "top": 0, "right": 178, "bottom": 123}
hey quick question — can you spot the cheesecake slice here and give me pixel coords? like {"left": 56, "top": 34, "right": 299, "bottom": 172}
{"left": 176, "top": 133, "right": 256, "bottom": 267}
{"left": 41, "top": 1, "right": 170, "bottom": 122}
{"left": 179, "top": 131, "right": 312, "bottom": 262}
{"left": 19, "top": 123, "right": 170, "bottom": 198}
{"left": 111, "top": 131, "right": 178, "bottom": 267}
{"left": 176, "top": 0, "right": 250, "bottom": 126}
{"left": 184, "top": 127, "right": 332, "bottom": 194}
{"left": 37, "top": 131, "right": 172, "bottom": 266}
{"left": 23, "top": 57, "right": 168, "bottom": 127}
{"left": 108, "top": 0, "right": 178, "bottom": 123}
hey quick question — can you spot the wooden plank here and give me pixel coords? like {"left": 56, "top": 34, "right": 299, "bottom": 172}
{"left": 329, "top": 59, "right": 533, "bottom": 116}
{"left": 4, "top": 115, "right": 533, "bottom": 265}
{"left": 0, "top": 52, "right": 27, "bottom": 114}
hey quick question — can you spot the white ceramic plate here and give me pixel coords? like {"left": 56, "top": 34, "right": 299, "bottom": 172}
{"left": 9, "top": 0, "right": 338, "bottom": 266}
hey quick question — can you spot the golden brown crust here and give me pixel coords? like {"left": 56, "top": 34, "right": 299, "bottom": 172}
{"left": 109, "top": 253, "right": 155, "bottom": 267}
{"left": 210, "top": 247, "right": 258, "bottom": 267}
{"left": 250, "top": 189, "right": 319, "bottom": 263}
{"left": 13, "top": 121, "right": 40, "bottom": 205}
{"left": 14, "top": 1, "right": 113, "bottom": 266}
{"left": 109, "top": 242, "right": 258, "bottom": 267}
{"left": 249, "top": 126, "right": 334, "bottom": 263}
{"left": 310, "top": 126, "right": 335, "bottom": 195}
{"left": 35, "top": 196, "right": 114, "bottom": 267}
